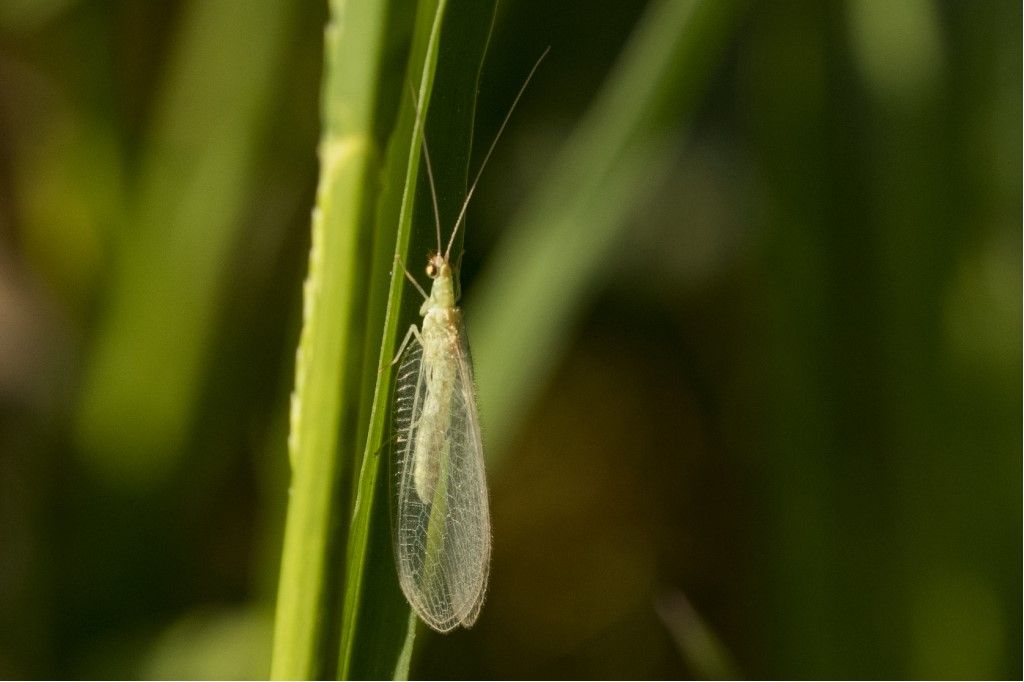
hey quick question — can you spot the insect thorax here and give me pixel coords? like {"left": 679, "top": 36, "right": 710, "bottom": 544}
{"left": 420, "top": 265, "right": 456, "bottom": 315}
{"left": 421, "top": 306, "right": 460, "bottom": 348}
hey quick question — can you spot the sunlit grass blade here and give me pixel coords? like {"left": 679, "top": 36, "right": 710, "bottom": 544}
{"left": 270, "top": 0, "right": 413, "bottom": 676}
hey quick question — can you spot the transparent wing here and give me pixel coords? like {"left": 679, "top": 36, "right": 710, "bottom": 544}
{"left": 392, "top": 327, "right": 424, "bottom": 535}
{"left": 392, "top": 320, "right": 491, "bottom": 632}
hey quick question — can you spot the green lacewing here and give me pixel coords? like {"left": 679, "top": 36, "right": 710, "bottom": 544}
{"left": 391, "top": 50, "right": 547, "bottom": 632}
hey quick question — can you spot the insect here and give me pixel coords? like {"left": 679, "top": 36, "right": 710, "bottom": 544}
{"left": 391, "top": 50, "right": 547, "bottom": 633}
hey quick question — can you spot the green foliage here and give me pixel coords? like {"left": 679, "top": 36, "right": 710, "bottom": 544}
{"left": 0, "top": 0, "right": 1018, "bottom": 678}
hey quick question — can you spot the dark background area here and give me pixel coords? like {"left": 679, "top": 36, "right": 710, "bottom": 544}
{"left": 0, "top": 0, "right": 1020, "bottom": 678}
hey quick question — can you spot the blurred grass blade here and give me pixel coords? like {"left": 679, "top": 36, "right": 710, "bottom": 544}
{"left": 656, "top": 589, "right": 740, "bottom": 679}
{"left": 468, "top": 0, "right": 746, "bottom": 459}
{"left": 338, "top": 0, "right": 496, "bottom": 677}
{"left": 74, "top": 0, "right": 295, "bottom": 486}
{"left": 270, "top": 0, "right": 413, "bottom": 676}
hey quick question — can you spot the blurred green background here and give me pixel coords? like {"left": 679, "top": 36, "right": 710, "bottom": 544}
{"left": 0, "top": 0, "right": 1020, "bottom": 678}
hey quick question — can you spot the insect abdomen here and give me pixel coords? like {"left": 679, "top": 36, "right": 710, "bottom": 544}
{"left": 412, "top": 311, "right": 459, "bottom": 502}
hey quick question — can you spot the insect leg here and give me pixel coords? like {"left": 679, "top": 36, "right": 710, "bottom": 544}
{"left": 390, "top": 324, "right": 423, "bottom": 367}
{"left": 394, "top": 253, "right": 428, "bottom": 301}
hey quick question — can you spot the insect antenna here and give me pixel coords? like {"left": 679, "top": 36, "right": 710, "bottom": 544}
{"left": 444, "top": 46, "right": 550, "bottom": 261}
{"left": 408, "top": 82, "right": 444, "bottom": 255}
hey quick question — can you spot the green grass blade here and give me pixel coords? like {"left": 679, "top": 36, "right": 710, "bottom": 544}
{"left": 331, "top": 0, "right": 448, "bottom": 672}
{"left": 270, "top": 0, "right": 413, "bottom": 676}
{"left": 468, "top": 0, "right": 747, "bottom": 460}
{"left": 338, "top": 0, "right": 497, "bottom": 677}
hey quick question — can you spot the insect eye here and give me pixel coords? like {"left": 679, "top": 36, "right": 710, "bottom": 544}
{"left": 425, "top": 263, "right": 436, "bottom": 278}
